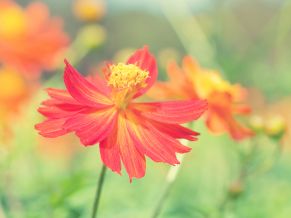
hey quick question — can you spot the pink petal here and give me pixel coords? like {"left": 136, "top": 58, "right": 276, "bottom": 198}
{"left": 117, "top": 115, "right": 146, "bottom": 181}
{"left": 128, "top": 122, "right": 180, "bottom": 165}
{"left": 148, "top": 121, "right": 199, "bottom": 141}
{"left": 64, "top": 60, "right": 112, "bottom": 107}
{"left": 87, "top": 74, "right": 111, "bottom": 96}
{"left": 99, "top": 135, "right": 121, "bottom": 175}
{"left": 39, "top": 89, "right": 88, "bottom": 118}
{"left": 126, "top": 46, "right": 158, "bottom": 98}
{"left": 41, "top": 99, "right": 86, "bottom": 111}
{"left": 46, "top": 88, "right": 79, "bottom": 105}
{"left": 38, "top": 106, "right": 73, "bottom": 119}
{"left": 64, "top": 107, "right": 117, "bottom": 146}
{"left": 132, "top": 99, "right": 208, "bottom": 124}
{"left": 125, "top": 112, "right": 191, "bottom": 167}
{"left": 35, "top": 119, "right": 69, "bottom": 138}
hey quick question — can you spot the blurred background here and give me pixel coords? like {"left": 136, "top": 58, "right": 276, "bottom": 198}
{"left": 1, "top": 0, "right": 291, "bottom": 217}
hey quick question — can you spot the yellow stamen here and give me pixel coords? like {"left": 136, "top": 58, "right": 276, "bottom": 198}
{"left": 108, "top": 63, "right": 149, "bottom": 89}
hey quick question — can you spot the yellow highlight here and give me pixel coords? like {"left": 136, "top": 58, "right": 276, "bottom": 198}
{"left": 0, "top": 68, "right": 26, "bottom": 100}
{"left": 0, "top": 6, "right": 26, "bottom": 38}
{"left": 192, "top": 71, "right": 235, "bottom": 98}
{"left": 264, "top": 115, "right": 286, "bottom": 138}
{"left": 108, "top": 63, "right": 149, "bottom": 89}
{"left": 73, "top": 0, "right": 106, "bottom": 22}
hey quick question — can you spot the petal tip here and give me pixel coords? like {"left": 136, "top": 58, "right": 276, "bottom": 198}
{"left": 64, "top": 59, "right": 70, "bottom": 66}
{"left": 143, "top": 45, "right": 149, "bottom": 51}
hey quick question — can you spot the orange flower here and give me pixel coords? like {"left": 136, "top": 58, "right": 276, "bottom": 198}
{"left": 0, "top": 0, "right": 69, "bottom": 78}
{"left": 0, "top": 66, "right": 31, "bottom": 139}
{"left": 35, "top": 47, "right": 207, "bottom": 180}
{"left": 149, "top": 57, "right": 253, "bottom": 140}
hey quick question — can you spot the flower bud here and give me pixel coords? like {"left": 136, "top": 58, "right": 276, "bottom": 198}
{"left": 228, "top": 180, "right": 244, "bottom": 197}
{"left": 73, "top": 0, "right": 106, "bottom": 22}
{"left": 264, "top": 115, "right": 286, "bottom": 140}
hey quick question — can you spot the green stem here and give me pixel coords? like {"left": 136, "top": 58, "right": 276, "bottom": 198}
{"left": 151, "top": 150, "right": 207, "bottom": 218}
{"left": 151, "top": 122, "right": 198, "bottom": 218}
{"left": 151, "top": 178, "right": 173, "bottom": 218}
{"left": 91, "top": 165, "right": 107, "bottom": 218}
{"left": 218, "top": 140, "right": 259, "bottom": 215}
{"left": 0, "top": 202, "right": 6, "bottom": 218}
{"left": 151, "top": 154, "right": 184, "bottom": 218}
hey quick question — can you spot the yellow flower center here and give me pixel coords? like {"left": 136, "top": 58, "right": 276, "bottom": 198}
{"left": 193, "top": 71, "right": 234, "bottom": 98}
{"left": 0, "top": 6, "right": 26, "bottom": 38}
{"left": 108, "top": 63, "right": 149, "bottom": 90}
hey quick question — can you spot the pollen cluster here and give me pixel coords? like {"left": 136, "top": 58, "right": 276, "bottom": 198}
{"left": 108, "top": 63, "right": 149, "bottom": 89}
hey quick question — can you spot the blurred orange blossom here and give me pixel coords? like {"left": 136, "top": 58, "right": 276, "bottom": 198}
{"left": 0, "top": 66, "right": 32, "bottom": 140}
{"left": 149, "top": 57, "right": 253, "bottom": 141}
{"left": 0, "top": 0, "right": 69, "bottom": 79}
{"left": 35, "top": 46, "right": 207, "bottom": 180}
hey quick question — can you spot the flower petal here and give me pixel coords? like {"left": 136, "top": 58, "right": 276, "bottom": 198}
{"left": 128, "top": 121, "right": 190, "bottom": 165}
{"left": 207, "top": 92, "right": 253, "bottom": 140}
{"left": 126, "top": 46, "right": 158, "bottom": 98}
{"left": 206, "top": 111, "right": 253, "bottom": 140}
{"left": 64, "top": 60, "right": 112, "bottom": 107}
{"left": 99, "top": 134, "right": 121, "bottom": 175}
{"left": 42, "top": 88, "right": 91, "bottom": 112}
{"left": 38, "top": 88, "right": 89, "bottom": 118}
{"left": 87, "top": 73, "right": 111, "bottom": 96}
{"left": 46, "top": 88, "right": 78, "bottom": 104}
{"left": 64, "top": 107, "right": 117, "bottom": 146}
{"left": 131, "top": 99, "right": 208, "bottom": 124}
{"left": 148, "top": 121, "right": 199, "bottom": 141}
{"left": 35, "top": 118, "right": 69, "bottom": 138}
{"left": 38, "top": 105, "right": 73, "bottom": 118}
{"left": 26, "top": 2, "right": 49, "bottom": 28}
{"left": 117, "top": 114, "right": 146, "bottom": 181}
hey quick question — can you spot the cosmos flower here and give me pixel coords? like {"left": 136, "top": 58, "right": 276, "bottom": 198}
{"left": 149, "top": 56, "right": 252, "bottom": 141}
{"left": 0, "top": 0, "right": 69, "bottom": 78}
{"left": 35, "top": 47, "right": 207, "bottom": 180}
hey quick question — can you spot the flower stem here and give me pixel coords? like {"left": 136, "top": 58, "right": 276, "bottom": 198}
{"left": 151, "top": 122, "right": 196, "bottom": 218}
{"left": 0, "top": 202, "right": 7, "bottom": 218}
{"left": 91, "top": 165, "right": 107, "bottom": 218}
{"left": 151, "top": 153, "right": 185, "bottom": 218}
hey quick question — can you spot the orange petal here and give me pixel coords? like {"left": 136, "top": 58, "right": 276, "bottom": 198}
{"left": 207, "top": 92, "right": 253, "bottom": 140}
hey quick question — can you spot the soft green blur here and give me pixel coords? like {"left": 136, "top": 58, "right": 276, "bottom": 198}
{"left": 1, "top": 0, "right": 291, "bottom": 218}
